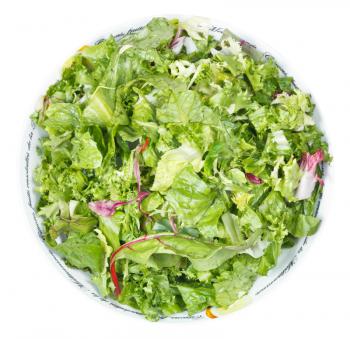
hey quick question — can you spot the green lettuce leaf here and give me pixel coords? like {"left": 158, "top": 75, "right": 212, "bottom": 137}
{"left": 271, "top": 90, "right": 315, "bottom": 130}
{"left": 119, "top": 267, "right": 182, "bottom": 321}
{"left": 151, "top": 143, "right": 203, "bottom": 192}
{"left": 43, "top": 103, "right": 80, "bottom": 135}
{"left": 222, "top": 212, "right": 243, "bottom": 244}
{"left": 165, "top": 166, "right": 216, "bottom": 225}
{"left": 120, "top": 17, "right": 175, "bottom": 49}
{"left": 196, "top": 198, "right": 226, "bottom": 239}
{"left": 214, "top": 259, "right": 257, "bottom": 307}
{"left": 259, "top": 191, "right": 287, "bottom": 224}
{"left": 274, "top": 158, "right": 302, "bottom": 202}
{"left": 288, "top": 214, "right": 320, "bottom": 237}
{"left": 177, "top": 284, "right": 215, "bottom": 315}
{"left": 258, "top": 240, "right": 282, "bottom": 275}
{"left": 156, "top": 90, "right": 218, "bottom": 124}
{"left": 98, "top": 212, "right": 124, "bottom": 249}
{"left": 91, "top": 230, "right": 113, "bottom": 297}
{"left": 55, "top": 232, "right": 106, "bottom": 273}
{"left": 113, "top": 233, "right": 260, "bottom": 272}
{"left": 82, "top": 47, "right": 131, "bottom": 127}
{"left": 71, "top": 132, "right": 103, "bottom": 169}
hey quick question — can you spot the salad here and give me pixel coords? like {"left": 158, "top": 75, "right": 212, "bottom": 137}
{"left": 32, "top": 17, "right": 330, "bottom": 321}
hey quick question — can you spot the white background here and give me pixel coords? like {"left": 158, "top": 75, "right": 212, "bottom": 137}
{"left": 1, "top": 0, "right": 350, "bottom": 338}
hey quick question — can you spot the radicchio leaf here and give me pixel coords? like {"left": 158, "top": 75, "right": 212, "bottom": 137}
{"left": 296, "top": 149, "right": 324, "bottom": 200}
{"left": 245, "top": 173, "right": 263, "bottom": 185}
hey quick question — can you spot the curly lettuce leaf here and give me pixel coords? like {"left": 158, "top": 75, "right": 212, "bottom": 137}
{"left": 214, "top": 259, "right": 257, "bottom": 307}
{"left": 43, "top": 103, "right": 80, "bottom": 135}
{"left": 177, "top": 284, "right": 215, "bottom": 315}
{"left": 119, "top": 267, "right": 182, "bottom": 321}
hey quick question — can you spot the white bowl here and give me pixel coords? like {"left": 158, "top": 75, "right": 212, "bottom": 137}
{"left": 23, "top": 16, "right": 327, "bottom": 321}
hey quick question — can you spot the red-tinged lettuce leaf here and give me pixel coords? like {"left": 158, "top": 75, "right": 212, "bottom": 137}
{"left": 89, "top": 200, "right": 131, "bottom": 217}
{"left": 296, "top": 149, "right": 324, "bottom": 200}
{"left": 245, "top": 173, "right": 263, "bottom": 185}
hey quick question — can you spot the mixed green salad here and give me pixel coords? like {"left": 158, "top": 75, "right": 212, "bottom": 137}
{"left": 32, "top": 17, "right": 330, "bottom": 321}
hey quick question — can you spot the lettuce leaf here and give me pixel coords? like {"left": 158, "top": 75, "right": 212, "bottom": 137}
{"left": 55, "top": 232, "right": 106, "bottom": 273}
{"left": 112, "top": 233, "right": 260, "bottom": 272}
{"left": 151, "top": 143, "right": 202, "bottom": 192}
{"left": 91, "top": 230, "right": 113, "bottom": 297}
{"left": 288, "top": 214, "right": 320, "bottom": 237}
{"left": 165, "top": 166, "right": 216, "bottom": 225}
{"left": 157, "top": 90, "right": 218, "bottom": 124}
{"left": 71, "top": 132, "right": 103, "bottom": 169}
{"left": 177, "top": 284, "right": 215, "bottom": 315}
{"left": 119, "top": 267, "right": 182, "bottom": 321}
{"left": 274, "top": 158, "right": 302, "bottom": 202}
{"left": 43, "top": 103, "right": 80, "bottom": 135}
{"left": 120, "top": 17, "right": 175, "bottom": 49}
{"left": 214, "top": 260, "right": 257, "bottom": 307}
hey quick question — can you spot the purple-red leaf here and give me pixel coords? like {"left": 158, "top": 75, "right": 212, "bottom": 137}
{"left": 296, "top": 149, "right": 325, "bottom": 200}
{"left": 136, "top": 191, "right": 150, "bottom": 202}
{"left": 88, "top": 200, "right": 131, "bottom": 217}
{"left": 245, "top": 173, "right": 263, "bottom": 185}
{"left": 170, "top": 28, "right": 183, "bottom": 47}
{"left": 299, "top": 149, "right": 324, "bottom": 172}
